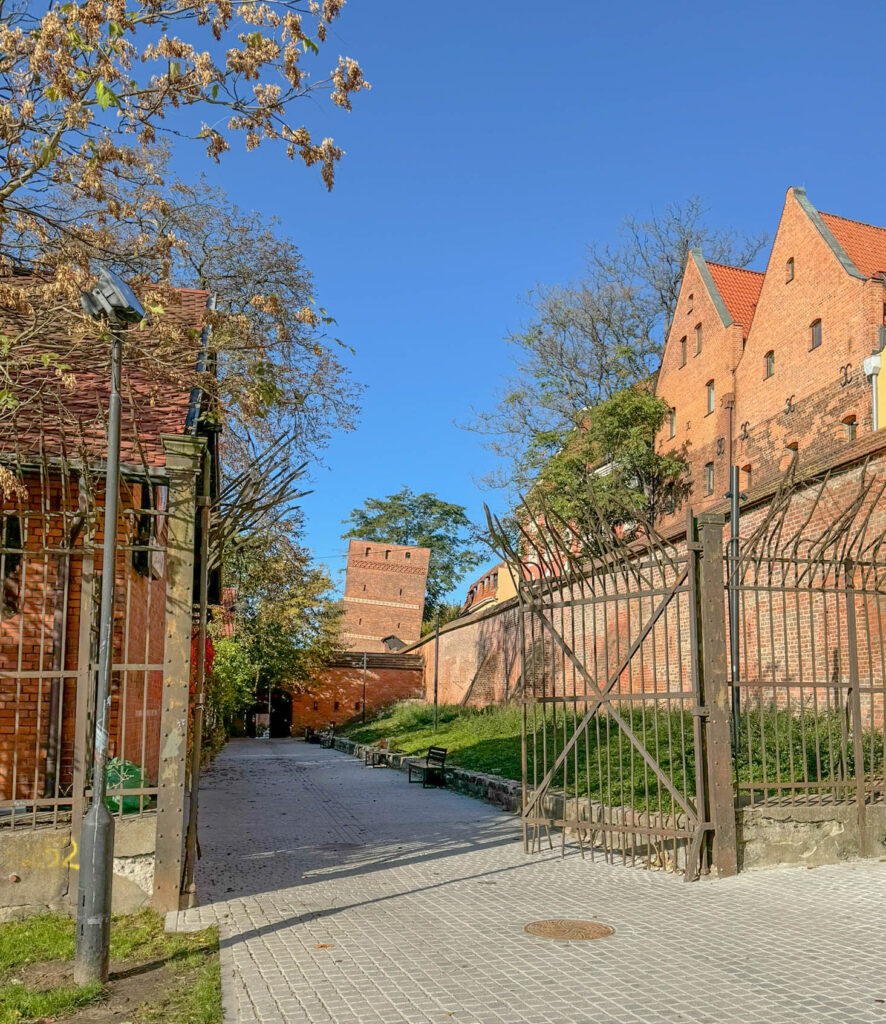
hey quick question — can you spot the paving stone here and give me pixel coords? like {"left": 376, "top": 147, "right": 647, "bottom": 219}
{"left": 181, "top": 738, "right": 886, "bottom": 1023}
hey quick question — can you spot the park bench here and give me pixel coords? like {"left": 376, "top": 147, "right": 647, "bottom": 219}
{"left": 407, "top": 746, "right": 448, "bottom": 788}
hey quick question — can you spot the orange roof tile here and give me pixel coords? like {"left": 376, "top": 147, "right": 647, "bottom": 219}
{"left": 819, "top": 211, "right": 886, "bottom": 278}
{"left": 706, "top": 261, "right": 764, "bottom": 330}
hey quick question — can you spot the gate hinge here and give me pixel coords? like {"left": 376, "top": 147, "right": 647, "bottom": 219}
{"left": 691, "top": 706, "right": 710, "bottom": 718}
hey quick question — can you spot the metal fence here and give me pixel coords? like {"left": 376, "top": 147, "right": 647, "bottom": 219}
{"left": 731, "top": 470, "right": 886, "bottom": 824}
{"left": 0, "top": 459, "right": 170, "bottom": 830}
{"left": 492, "top": 461, "right": 886, "bottom": 878}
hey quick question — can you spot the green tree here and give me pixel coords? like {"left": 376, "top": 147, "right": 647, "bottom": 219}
{"left": 466, "top": 197, "right": 766, "bottom": 494}
{"left": 209, "top": 523, "right": 342, "bottom": 724}
{"left": 342, "top": 488, "right": 483, "bottom": 615}
{"left": 531, "top": 386, "right": 688, "bottom": 530}
{"left": 419, "top": 601, "right": 463, "bottom": 636}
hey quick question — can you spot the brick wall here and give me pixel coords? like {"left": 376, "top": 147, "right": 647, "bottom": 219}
{"left": 403, "top": 451, "right": 886, "bottom": 722}
{"left": 341, "top": 540, "right": 430, "bottom": 652}
{"left": 0, "top": 472, "right": 169, "bottom": 801}
{"left": 292, "top": 654, "right": 424, "bottom": 732}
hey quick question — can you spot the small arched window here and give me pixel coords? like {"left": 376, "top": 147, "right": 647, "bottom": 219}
{"left": 679, "top": 337, "right": 687, "bottom": 367}
{"left": 695, "top": 323, "right": 703, "bottom": 355}
{"left": 786, "top": 258, "right": 794, "bottom": 282}
{"left": 704, "top": 462, "right": 715, "bottom": 495}
{"left": 741, "top": 464, "right": 752, "bottom": 490}
{"left": 706, "top": 380, "right": 715, "bottom": 415}
{"left": 843, "top": 414, "right": 858, "bottom": 441}
{"left": 687, "top": 293, "right": 694, "bottom": 313}
{"left": 764, "top": 351, "right": 775, "bottom": 379}
{"left": 810, "top": 319, "right": 822, "bottom": 349}
{"left": 668, "top": 407, "right": 676, "bottom": 438}
{"left": 405, "top": 551, "right": 411, "bottom": 559}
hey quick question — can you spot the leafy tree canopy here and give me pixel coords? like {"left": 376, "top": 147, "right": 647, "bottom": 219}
{"left": 466, "top": 197, "right": 766, "bottom": 495}
{"left": 530, "top": 386, "right": 688, "bottom": 530}
{"left": 342, "top": 488, "right": 483, "bottom": 615}
{"left": 209, "top": 522, "right": 342, "bottom": 721}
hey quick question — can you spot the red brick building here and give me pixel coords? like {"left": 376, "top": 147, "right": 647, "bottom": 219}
{"left": 340, "top": 540, "right": 430, "bottom": 653}
{"left": 657, "top": 187, "right": 886, "bottom": 522}
{"left": 0, "top": 285, "right": 213, "bottom": 850}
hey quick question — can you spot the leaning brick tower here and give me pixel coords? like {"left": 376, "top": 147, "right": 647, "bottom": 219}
{"left": 341, "top": 540, "right": 430, "bottom": 652}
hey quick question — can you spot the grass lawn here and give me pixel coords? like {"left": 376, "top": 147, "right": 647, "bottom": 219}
{"left": 343, "top": 702, "right": 524, "bottom": 779}
{"left": 343, "top": 701, "right": 885, "bottom": 812}
{"left": 0, "top": 908, "right": 220, "bottom": 1024}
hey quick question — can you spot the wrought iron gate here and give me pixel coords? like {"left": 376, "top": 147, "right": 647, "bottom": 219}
{"left": 489, "top": 504, "right": 738, "bottom": 880}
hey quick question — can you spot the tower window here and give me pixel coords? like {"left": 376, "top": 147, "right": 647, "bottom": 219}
{"left": 810, "top": 319, "right": 822, "bottom": 350}
{"left": 706, "top": 380, "right": 715, "bottom": 415}
{"left": 668, "top": 407, "right": 676, "bottom": 438}
{"left": 687, "top": 293, "right": 693, "bottom": 313}
{"left": 764, "top": 351, "right": 775, "bottom": 379}
{"left": 679, "top": 337, "right": 687, "bottom": 367}
{"left": 384, "top": 549, "right": 390, "bottom": 560}
{"left": 786, "top": 258, "right": 794, "bottom": 282}
{"left": 365, "top": 546, "right": 370, "bottom": 557}
{"left": 843, "top": 415, "right": 858, "bottom": 441}
{"left": 704, "top": 462, "right": 714, "bottom": 495}
{"left": 741, "top": 464, "right": 752, "bottom": 490}
{"left": 695, "top": 323, "right": 703, "bottom": 355}
{"left": 405, "top": 551, "right": 411, "bottom": 560}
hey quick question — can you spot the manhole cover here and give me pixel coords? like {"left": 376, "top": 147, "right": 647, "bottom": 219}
{"left": 524, "top": 919, "right": 614, "bottom": 941}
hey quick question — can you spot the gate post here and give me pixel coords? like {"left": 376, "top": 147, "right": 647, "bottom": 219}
{"left": 152, "top": 434, "right": 204, "bottom": 913}
{"left": 697, "top": 513, "right": 738, "bottom": 877}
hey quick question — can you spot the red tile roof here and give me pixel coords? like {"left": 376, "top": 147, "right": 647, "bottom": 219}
{"left": 819, "top": 211, "right": 886, "bottom": 278}
{"left": 706, "top": 261, "right": 764, "bottom": 330}
{"left": 0, "top": 286, "right": 209, "bottom": 469}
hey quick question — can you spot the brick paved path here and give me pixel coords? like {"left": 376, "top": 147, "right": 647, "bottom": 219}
{"left": 177, "top": 738, "right": 886, "bottom": 1024}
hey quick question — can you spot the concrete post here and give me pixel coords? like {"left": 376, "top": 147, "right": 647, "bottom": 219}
{"left": 152, "top": 434, "right": 204, "bottom": 913}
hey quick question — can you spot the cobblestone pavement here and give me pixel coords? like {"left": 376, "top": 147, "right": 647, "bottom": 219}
{"left": 177, "top": 738, "right": 886, "bottom": 1024}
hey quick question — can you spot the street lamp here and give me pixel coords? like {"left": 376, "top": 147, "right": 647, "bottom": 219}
{"left": 75, "top": 269, "right": 146, "bottom": 985}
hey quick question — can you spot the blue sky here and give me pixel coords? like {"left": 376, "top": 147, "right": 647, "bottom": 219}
{"left": 181, "top": 0, "right": 886, "bottom": 596}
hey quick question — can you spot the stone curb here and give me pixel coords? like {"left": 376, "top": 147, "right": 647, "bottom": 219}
{"left": 333, "top": 736, "right": 521, "bottom": 813}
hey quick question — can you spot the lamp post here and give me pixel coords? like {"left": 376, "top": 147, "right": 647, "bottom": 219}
{"left": 75, "top": 271, "right": 145, "bottom": 985}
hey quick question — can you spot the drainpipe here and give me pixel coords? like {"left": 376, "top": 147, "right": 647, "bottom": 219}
{"left": 864, "top": 346, "right": 882, "bottom": 432}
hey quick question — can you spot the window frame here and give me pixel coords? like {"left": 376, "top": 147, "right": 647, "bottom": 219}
{"left": 810, "top": 318, "right": 822, "bottom": 350}
{"left": 695, "top": 323, "right": 703, "bottom": 355}
{"left": 705, "top": 380, "right": 715, "bottom": 416}
{"left": 668, "top": 406, "right": 676, "bottom": 439}
{"left": 764, "top": 350, "right": 775, "bottom": 379}
{"left": 786, "top": 257, "right": 794, "bottom": 282}
{"left": 704, "top": 462, "right": 714, "bottom": 495}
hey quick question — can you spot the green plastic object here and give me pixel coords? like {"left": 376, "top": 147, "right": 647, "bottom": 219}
{"left": 105, "top": 758, "right": 145, "bottom": 814}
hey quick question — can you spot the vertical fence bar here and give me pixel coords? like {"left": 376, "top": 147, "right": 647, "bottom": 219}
{"left": 697, "top": 512, "right": 738, "bottom": 877}
{"left": 71, "top": 484, "right": 95, "bottom": 851}
{"left": 152, "top": 434, "right": 203, "bottom": 913}
{"left": 843, "top": 558, "right": 869, "bottom": 854}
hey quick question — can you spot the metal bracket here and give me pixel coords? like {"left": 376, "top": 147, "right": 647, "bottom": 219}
{"left": 691, "top": 706, "right": 711, "bottom": 718}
